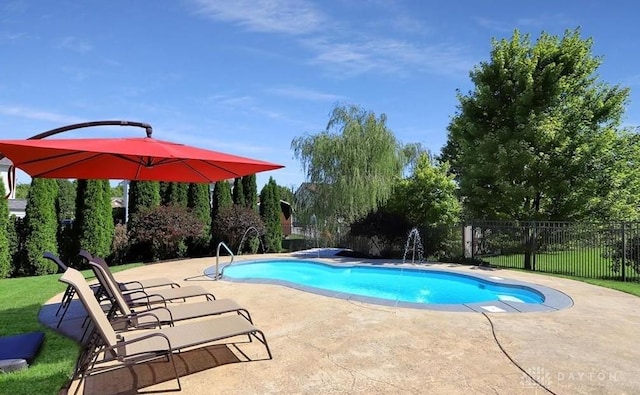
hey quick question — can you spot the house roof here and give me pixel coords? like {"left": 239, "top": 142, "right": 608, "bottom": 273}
{"left": 111, "top": 197, "right": 124, "bottom": 208}
{"left": 8, "top": 199, "right": 26, "bottom": 211}
{"left": 280, "top": 200, "right": 292, "bottom": 219}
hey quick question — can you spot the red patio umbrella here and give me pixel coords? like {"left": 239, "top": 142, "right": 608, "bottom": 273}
{"left": 0, "top": 121, "right": 283, "bottom": 186}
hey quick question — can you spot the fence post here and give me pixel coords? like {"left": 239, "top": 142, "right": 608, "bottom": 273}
{"left": 470, "top": 222, "right": 475, "bottom": 260}
{"left": 532, "top": 220, "right": 537, "bottom": 271}
{"left": 621, "top": 221, "right": 626, "bottom": 282}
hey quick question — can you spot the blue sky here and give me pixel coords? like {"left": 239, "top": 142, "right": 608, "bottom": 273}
{"left": 1, "top": 1, "right": 639, "bottom": 190}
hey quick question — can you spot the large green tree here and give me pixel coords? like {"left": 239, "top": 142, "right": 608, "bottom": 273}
{"left": 0, "top": 181, "right": 10, "bottom": 278}
{"left": 291, "top": 104, "right": 406, "bottom": 224}
{"left": 14, "top": 183, "right": 29, "bottom": 199}
{"left": 24, "top": 178, "right": 58, "bottom": 275}
{"left": 442, "top": 29, "right": 633, "bottom": 221}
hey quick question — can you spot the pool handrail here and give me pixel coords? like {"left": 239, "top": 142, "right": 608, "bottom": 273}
{"left": 214, "top": 242, "right": 234, "bottom": 280}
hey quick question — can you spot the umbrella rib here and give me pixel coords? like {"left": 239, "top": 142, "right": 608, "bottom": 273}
{"left": 20, "top": 151, "right": 88, "bottom": 166}
{"left": 30, "top": 152, "right": 104, "bottom": 177}
{"left": 185, "top": 160, "right": 241, "bottom": 181}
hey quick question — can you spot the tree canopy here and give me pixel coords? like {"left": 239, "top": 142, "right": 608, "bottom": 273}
{"left": 291, "top": 104, "right": 406, "bottom": 223}
{"left": 442, "top": 29, "right": 634, "bottom": 221}
{"left": 386, "top": 153, "right": 461, "bottom": 226}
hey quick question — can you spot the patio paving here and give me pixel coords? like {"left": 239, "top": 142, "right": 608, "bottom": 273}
{"left": 40, "top": 254, "right": 640, "bottom": 394}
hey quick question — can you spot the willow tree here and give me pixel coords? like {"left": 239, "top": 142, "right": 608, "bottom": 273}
{"left": 292, "top": 104, "right": 405, "bottom": 227}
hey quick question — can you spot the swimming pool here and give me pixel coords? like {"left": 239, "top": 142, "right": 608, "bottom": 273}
{"left": 213, "top": 259, "right": 572, "bottom": 312}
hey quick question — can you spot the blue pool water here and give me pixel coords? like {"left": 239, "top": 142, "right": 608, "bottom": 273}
{"left": 222, "top": 260, "right": 544, "bottom": 305}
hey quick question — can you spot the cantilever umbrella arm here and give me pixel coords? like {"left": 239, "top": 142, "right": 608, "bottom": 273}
{"left": 0, "top": 120, "right": 153, "bottom": 198}
{"left": 27, "top": 120, "right": 153, "bottom": 141}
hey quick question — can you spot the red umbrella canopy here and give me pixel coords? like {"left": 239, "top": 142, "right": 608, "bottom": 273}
{"left": 0, "top": 137, "right": 284, "bottom": 183}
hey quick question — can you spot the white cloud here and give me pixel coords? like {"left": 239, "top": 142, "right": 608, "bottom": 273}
{"left": 625, "top": 74, "right": 640, "bottom": 87}
{"left": 0, "top": 105, "right": 85, "bottom": 124}
{"left": 474, "top": 17, "right": 513, "bottom": 33}
{"left": 57, "top": 36, "right": 92, "bottom": 53}
{"left": 1, "top": 32, "right": 25, "bottom": 41}
{"left": 190, "top": 0, "right": 325, "bottom": 35}
{"left": 475, "top": 14, "right": 575, "bottom": 33}
{"left": 188, "top": 0, "right": 474, "bottom": 78}
{"left": 303, "top": 37, "right": 474, "bottom": 77}
{"left": 268, "top": 86, "right": 346, "bottom": 102}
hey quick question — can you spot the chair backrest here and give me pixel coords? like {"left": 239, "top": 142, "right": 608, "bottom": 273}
{"left": 87, "top": 258, "right": 133, "bottom": 316}
{"left": 43, "top": 252, "right": 67, "bottom": 272}
{"left": 59, "top": 268, "right": 118, "bottom": 349}
{"left": 78, "top": 250, "right": 93, "bottom": 263}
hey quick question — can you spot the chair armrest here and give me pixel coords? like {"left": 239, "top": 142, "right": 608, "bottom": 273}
{"left": 113, "top": 332, "right": 174, "bottom": 362}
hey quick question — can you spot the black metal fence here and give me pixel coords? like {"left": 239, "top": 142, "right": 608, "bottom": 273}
{"left": 289, "top": 219, "right": 640, "bottom": 282}
{"left": 469, "top": 220, "right": 640, "bottom": 282}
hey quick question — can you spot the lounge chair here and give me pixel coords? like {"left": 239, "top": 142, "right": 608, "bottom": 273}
{"left": 43, "top": 252, "right": 75, "bottom": 327}
{"left": 59, "top": 268, "right": 272, "bottom": 394}
{"left": 43, "top": 252, "right": 102, "bottom": 328}
{"left": 87, "top": 257, "right": 216, "bottom": 308}
{"left": 90, "top": 257, "right": 253, "bottom": 329}
{"left": 78, "top": 250, "right": 180, "bottom": 292}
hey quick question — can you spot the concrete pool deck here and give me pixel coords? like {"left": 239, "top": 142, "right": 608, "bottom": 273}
{"left": 41, "top": 253, "right": 640, "bottom": 394}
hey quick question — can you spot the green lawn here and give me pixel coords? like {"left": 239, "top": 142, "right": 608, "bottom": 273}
{"left": 482, "top": 247, "right": 638, "bottom": 280}
{"left": 0, "top": 264, "right": 140, "bottom": 395}
{"left": 481, "top": 248, "right": 640, "bottom": 296}
{"left": 550, "top": 275, "right": 640, "bottom": 297}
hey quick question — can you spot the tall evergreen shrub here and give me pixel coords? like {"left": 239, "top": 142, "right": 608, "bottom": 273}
{"left": 242, "top": 175, "right": 258, "bottom": 209}
{"left": 232, "top": 178, "right": 245, "bottom": 207}
{"left": 210, "top": 180, "right": 232, "bottom": 247}
{"left": 160, "top": 182, "right": 188, "bottom": 207}
{"left": 187, "top": 182, "right": 212, "bottom": 255}
{"left": 24, "top": 178, "right": 58, "bottom": 275}
{"left": 128, "top": 181, "right": 160, "bottom": 220}
{"left": 0, "top": 181, "right": 11, "bottom": 278}
{"left": 75, "top": 180, "right": 112, "bottom": 262}
{"left": 259, "top": 177, "right": 282, "bottom": 252}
